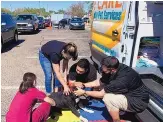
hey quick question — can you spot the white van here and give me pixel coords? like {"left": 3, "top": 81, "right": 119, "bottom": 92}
{"left": 90, "top": 1, "right": 163, "bottom": 122}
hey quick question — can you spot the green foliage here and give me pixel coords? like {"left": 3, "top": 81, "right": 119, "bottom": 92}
{"left": 85, "top": 1, "right": 93, "bottom": 12}
{"left": 1, "top": 8, "right": 12, "bottom": 15}
{"left": 1, "top": 2, "right": 88, "bottom": 18}
{"left": 57, "top": 9, "right": 65, "bottom": 14}
{"left": 1, "top": 7, "right": 51, "bottom": 17}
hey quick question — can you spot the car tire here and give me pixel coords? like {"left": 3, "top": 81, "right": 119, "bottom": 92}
{"left": 1, "top": 37, "right": 3, "bottom": 51}
{"left": 36, "top": 27, "right": 39, "bottom": 31}
{"left": 13, "top": 31, "right": 18, "bottom": 43}
{"left": 33, "top": 26, "right": 36, "bottom": 33}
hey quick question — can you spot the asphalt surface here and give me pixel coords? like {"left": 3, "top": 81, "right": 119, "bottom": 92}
{"left": 1, "top": 26, "right": 95, "bottom": 122}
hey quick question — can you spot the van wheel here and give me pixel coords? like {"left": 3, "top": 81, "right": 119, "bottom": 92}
{"left": 13, "top": 31, "right": 18, "bottom": 43}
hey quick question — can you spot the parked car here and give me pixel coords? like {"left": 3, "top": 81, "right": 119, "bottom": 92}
{"left": 38, "top": 16, "right": 45, "bottom": 29}
{"left": 44, "top": 19, "right": 51, "bottom": 27}
{"left": 69, "top": 17, "right": 85, "bottom": 30}
{"left": 1, "top": 13, "right": 18, "bottom": 50}
{"left": 16, "top": 14, "right": 39, "bottom": 33}
{"left": 83, "top": 17, "right": 89, "bottom": 23}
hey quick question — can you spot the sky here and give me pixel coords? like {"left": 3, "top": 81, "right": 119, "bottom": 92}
{"left": 1, "top": 1, "right": 89, "bottom": 12}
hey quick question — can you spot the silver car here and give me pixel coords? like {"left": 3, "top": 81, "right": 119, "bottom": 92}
{"left": 16, "top": 14, "right": 39, "bottom": 33}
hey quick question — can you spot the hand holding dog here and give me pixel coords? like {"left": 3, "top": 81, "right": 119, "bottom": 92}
{"left": 74, "top": 87, "right": 85, "bottom": 96}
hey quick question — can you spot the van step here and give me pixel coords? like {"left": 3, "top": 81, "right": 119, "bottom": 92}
{"left": 142, "top": 79, "right": 163, "bottom": 105}
{"left": 136, "top": 109, "right": 160, "bottom": 122}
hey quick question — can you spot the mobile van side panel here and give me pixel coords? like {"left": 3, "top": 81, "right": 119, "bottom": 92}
{"left": 90, "top": 1, "right": 127, "bottom": 67}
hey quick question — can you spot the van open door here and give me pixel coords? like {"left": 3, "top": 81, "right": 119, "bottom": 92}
{"left": 120, "top": 1, "right": 139, "bottom": 66}
{"left": 132, "top": 2, "right": 163, "bottom": 122}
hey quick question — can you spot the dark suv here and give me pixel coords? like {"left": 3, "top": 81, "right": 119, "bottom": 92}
{"left": 1, "top": 13, "right": 18, "bottom": 50}
{"left": 69, "top": 17, "right": 85, "bottom": 30}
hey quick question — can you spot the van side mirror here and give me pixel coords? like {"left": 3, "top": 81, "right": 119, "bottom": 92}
{"left": 1, "top": 22, "right": 6, "bottom": 26}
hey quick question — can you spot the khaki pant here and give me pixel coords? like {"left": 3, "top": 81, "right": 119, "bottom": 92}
{"left": 103, "top": 93, "right": 128, "bottom": 111}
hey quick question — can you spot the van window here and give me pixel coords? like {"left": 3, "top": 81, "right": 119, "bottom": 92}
{"left": 136, "top": 37, "right": 163, "bottom": 67}
{"left": 146, "top": 2, "right": 163, "bottom": 22}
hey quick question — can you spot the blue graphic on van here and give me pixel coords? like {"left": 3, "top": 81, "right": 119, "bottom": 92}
{"left": 94, "top": 11, "right": 122, "bottom": 20}
{"left": 92, "top": 41, "right": 116, "bottom": 56}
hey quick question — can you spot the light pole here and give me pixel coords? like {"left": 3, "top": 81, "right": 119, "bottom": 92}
{"left": 47, "top": 4, "right": 48, "bottom": 12}
{"left": 39, "top": 1, "right": 40, "bottom": 15}
{"left": 10, "top": 4, "right": 12, "bottom": 12}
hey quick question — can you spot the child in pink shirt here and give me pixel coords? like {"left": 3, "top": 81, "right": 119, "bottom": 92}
{"left": 6, "top": 72, "right": 55, "bottom": 122}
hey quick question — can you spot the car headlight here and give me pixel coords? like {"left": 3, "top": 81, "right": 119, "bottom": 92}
{"left": 27, "top": 24, "right": 33, "bottom": 26}
{"left": 70, "top": 23, "right": 75, "bottom": 25}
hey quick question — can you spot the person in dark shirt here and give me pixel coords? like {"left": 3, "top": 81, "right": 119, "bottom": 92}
{"left": 39, "top": 40, "right": 78, "bottom": 94}
{"left": 68, "top": 58, "right": 97, "bottom": 90}
{"left": 74, "top": 56, "right": 149, "bottom": 122}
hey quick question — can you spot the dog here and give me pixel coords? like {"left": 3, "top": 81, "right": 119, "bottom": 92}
{"left": 48, "top": 89, "right": 94, "bottom": 122}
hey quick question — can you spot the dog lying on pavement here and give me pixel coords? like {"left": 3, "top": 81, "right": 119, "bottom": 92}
{"left": 48, "top": 90, "right": 94, "bottom": 122}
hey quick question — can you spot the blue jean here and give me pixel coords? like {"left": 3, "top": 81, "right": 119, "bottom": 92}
{"left": 39, "top": 51, "right": 62, "bottom": 93}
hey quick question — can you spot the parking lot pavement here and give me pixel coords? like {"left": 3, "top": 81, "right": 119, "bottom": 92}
{"left": 1, "top": 28, "right": 98, "bottom": 121}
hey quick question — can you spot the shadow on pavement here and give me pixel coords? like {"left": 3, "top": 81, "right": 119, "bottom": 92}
{"left": 18, "top": 29, "right": 42, "bottom": 35}
{"left": 1, "top": 39, "right": 25, "bottom": 53}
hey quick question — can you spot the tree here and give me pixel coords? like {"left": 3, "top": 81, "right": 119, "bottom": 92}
{"left": 2, "top": 7, "right": 52, "bottom": 17}
{"left": 85, "top": 1, "right": 93, "bottom": 13}
{"left": 49, "top": 10, "right": 55, "bottom": 14}
{"left": 1, "top": 8, "right": 12, "bottom": 14}
{"left": 57, "top": 9, "right": 65, "bottom": 14}
{"left": 67, "top": 2, "right": 85, "bottom": 18}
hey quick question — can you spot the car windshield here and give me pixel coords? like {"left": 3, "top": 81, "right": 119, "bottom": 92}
{"left": 38, "top": 17, "right": 43, "bottom": 21}
{"left": 17, "top": 15, "right": 33, "bottom": 21}
{"left": 71, "top": 18, "right": 82, "bottom": 22}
